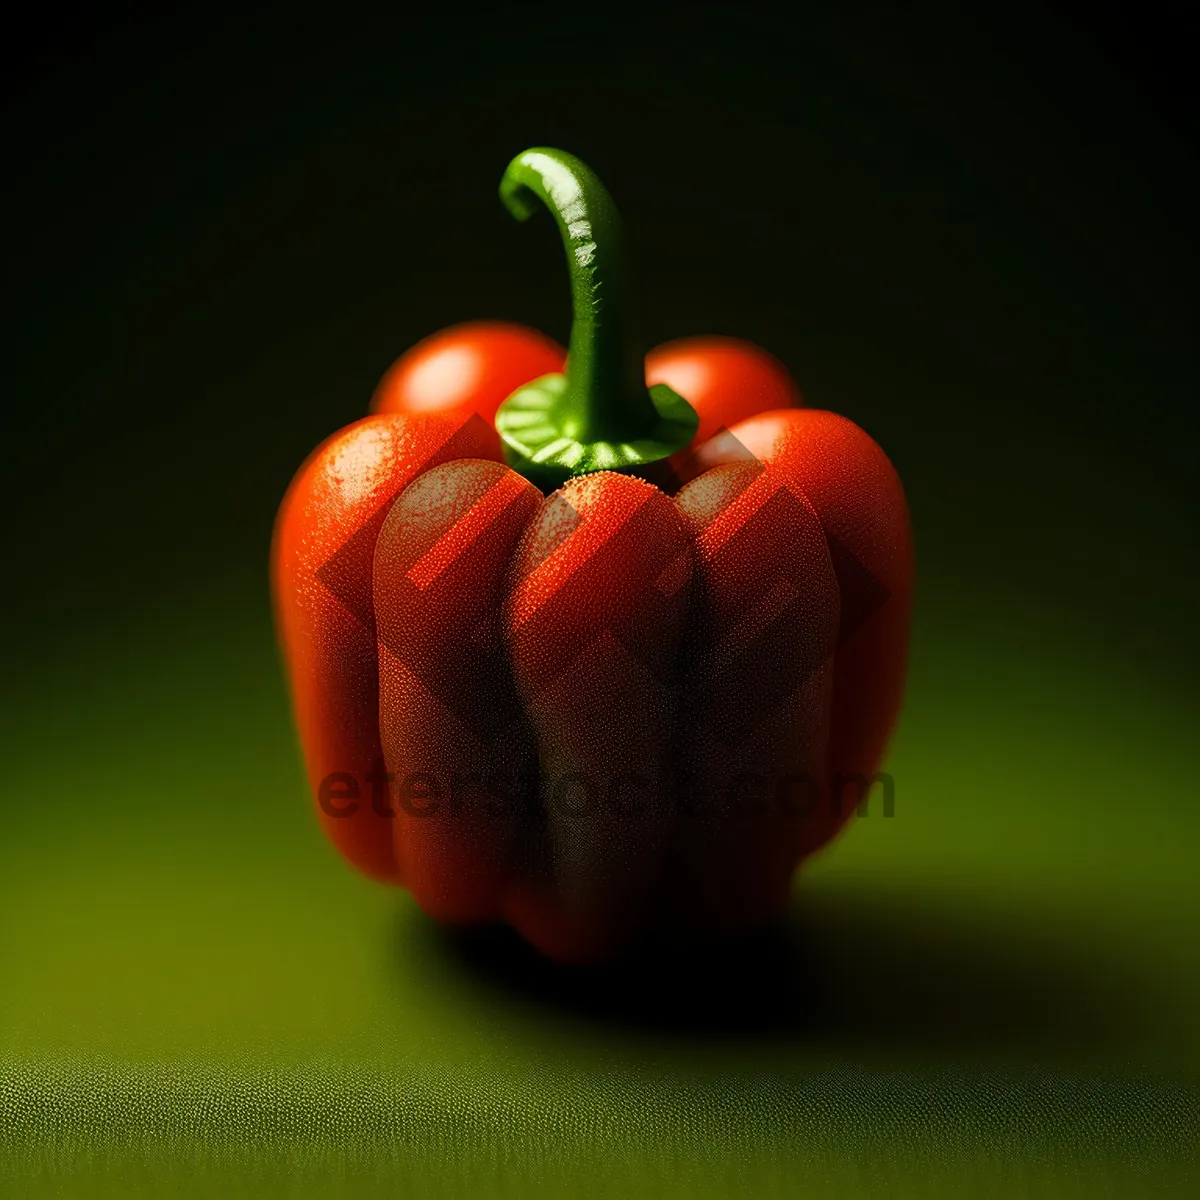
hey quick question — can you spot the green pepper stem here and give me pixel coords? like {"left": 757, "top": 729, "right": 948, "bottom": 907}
{"left": 495, "top": 149, "right": 697, "bottom": 490}
{"left": 499, "top": 149, "right": 658, "bottom": 443}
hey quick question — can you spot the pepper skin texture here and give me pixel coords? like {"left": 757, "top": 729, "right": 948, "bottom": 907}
{"left": 372, "top": 321, "right": 565, "bottom": 428}
{"left": 272, "top": 149, "right": 912, "bottom": 963}
{"left": 646, "top": 335, "right": 803, "bottom": 449}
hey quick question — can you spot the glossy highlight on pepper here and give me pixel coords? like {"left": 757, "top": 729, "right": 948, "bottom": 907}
{"left": 272, "top": 147, "right": 914, "bottom": 963}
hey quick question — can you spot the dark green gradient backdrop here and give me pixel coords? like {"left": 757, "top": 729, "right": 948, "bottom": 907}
{"left": 2, "top": 5, "right": 1197, "bottom": 1195}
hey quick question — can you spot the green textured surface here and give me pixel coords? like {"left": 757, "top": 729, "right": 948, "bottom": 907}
{"left": 2, "top": 569, "right": 1198, "bottom": 1195}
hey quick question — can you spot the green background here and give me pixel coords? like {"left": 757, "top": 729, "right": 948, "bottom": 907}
{"left": 2, "top": 5, "right": 1197, "bottom": 1195}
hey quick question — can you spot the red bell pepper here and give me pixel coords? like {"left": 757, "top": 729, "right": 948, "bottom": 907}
{"left": 272, "top": 148, "right": 913, "bottom": 963}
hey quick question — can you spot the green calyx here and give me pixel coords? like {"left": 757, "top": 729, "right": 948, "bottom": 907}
{"left": 494, "top": 148, "right": 698, "bottom": 491}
